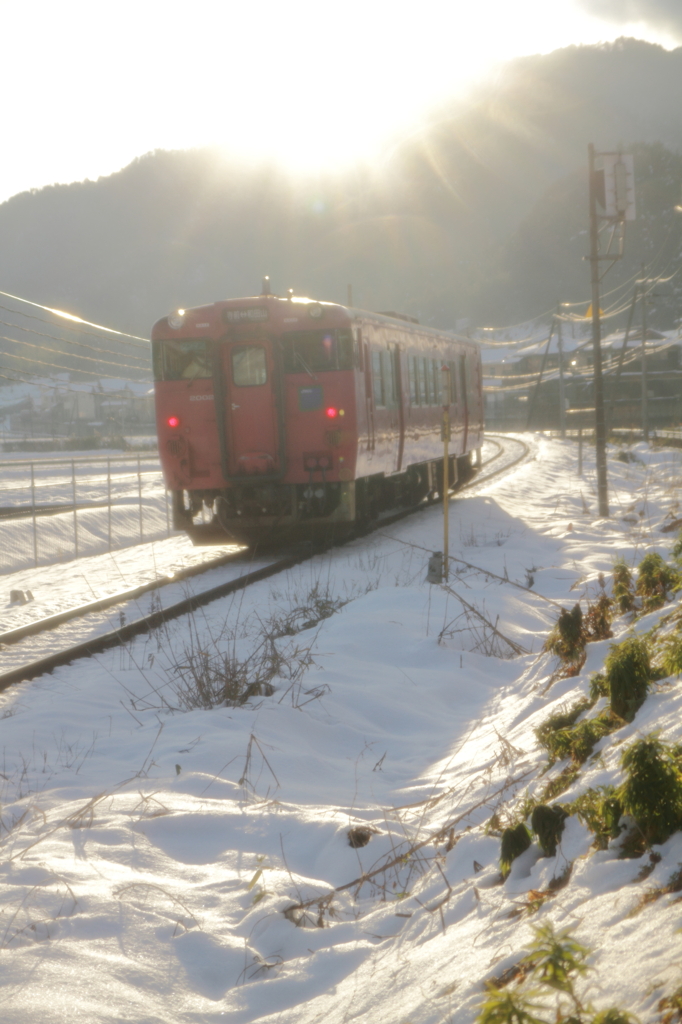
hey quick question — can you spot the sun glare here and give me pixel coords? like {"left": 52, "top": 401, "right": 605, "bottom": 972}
{"left": 0, "top": 0, "right": 679, "bottom": 200}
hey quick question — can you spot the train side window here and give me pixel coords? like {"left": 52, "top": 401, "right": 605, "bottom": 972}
{"left": 418, "top": 358, "right": 427, "bottom": 405}
{"left": 232, "top": 346, "right": 267, "bottom": 386}
{"left": 372, "top": 349, "right": 385, "bottom": 406}
{"left": 409, "top": 356, "right": 418, "bottom": 405}
{"left": 382, "top": 350, "right": 396, "bottom": 407}
{"left": 448, "top": 361, "right": 458, "bottom": 404}
{"left": 424, "top": 359, "right": 434, "bottom": 405}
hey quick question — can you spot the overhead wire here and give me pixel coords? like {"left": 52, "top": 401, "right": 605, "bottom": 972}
{"left": 0, "top": 289, "right": 149, "bottom": 344}
{"left": 0, "top": 317, "right": 150, "bottom": 365}
{"left": 0, "top": 332, "right": 152, "bottom": 376}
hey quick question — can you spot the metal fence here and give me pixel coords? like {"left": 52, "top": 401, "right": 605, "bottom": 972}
{"left": 0, "top": 454, "right": 176, "bottom": 575}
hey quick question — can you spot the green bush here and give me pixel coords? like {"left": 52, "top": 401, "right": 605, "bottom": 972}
{"left": 569, "top": 786, "right": 623, "bottom": 850}
{"left": 500, "top": 823, "right": 532, "bottom": 879}
{"left": 636, "top": 552, "right": 680, "bottom": 611}
{"left": 531, "top": 804, "right": 567, "bottom": 857}
{"left": 536, "top": 703, "right": 617, "bottom": 765}
{"left": 604, "top": 636, "right": 651, "bottom": 722}
{"left": 612, "top": 559, "right": 635, "bottom": 614}
{"left": 544, "top": 604, "right": 586, "bottom": 672}
{"left": 583, "top": 594, "right": 613, "bottom": 641}
{"left": 589, "top": 672, "right": 609, "bottom": 701}
{"left": 620, "top": 735, "right": 682, "bottom": 846}
{"left": 535, "top": 699, "right": 591, "bottom": 754}
{"left": 660, "top": 632, "right": 682, "bottom": 678}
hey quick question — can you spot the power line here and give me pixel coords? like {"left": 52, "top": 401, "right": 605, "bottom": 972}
{"left": 0, "top": 291, "right": 150, "bottom": 346}
{"left": 0, "top": 332, "right": 151, "bottom": 375}
{"left": 0, "top": 315, "right": 150, "bottom": 363}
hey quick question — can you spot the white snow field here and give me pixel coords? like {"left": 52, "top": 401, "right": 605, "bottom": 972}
{"left": 1, "top": 435, "right": 682, "bottom": 1022}
{"left": 0, "top": 453, "right": 171, "bottom": 575}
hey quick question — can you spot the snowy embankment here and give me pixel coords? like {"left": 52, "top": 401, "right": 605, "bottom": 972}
{"left": 1, "top": 436, "right": 682, "bottom": 1022}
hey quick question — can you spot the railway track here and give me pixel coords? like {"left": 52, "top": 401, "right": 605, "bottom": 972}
{"left": 0, "top": 433, "right": 531, "bottom": 693}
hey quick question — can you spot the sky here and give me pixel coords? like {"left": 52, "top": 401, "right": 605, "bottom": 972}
{"left": 1, "top": 0, "right": 680, "bottom": 206}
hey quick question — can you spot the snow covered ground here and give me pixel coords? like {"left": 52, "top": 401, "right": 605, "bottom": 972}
{"left": 1, "top": 435, "right": 682, "bottom": 1022}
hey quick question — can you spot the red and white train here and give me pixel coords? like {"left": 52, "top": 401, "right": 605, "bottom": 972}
{"left": 152, "top": 281, "right": 483, "bottom": 545}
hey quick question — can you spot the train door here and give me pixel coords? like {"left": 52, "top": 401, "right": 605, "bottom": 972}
{"left": 221, "top": 339, "right": 282, "bottom": 477}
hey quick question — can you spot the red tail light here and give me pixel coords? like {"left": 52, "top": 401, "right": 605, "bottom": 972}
{"left": 167, "top": 415, "right": 180, "bottom": 428}
{"left": 325, "top": 407, "right": 338, "bottom": 418}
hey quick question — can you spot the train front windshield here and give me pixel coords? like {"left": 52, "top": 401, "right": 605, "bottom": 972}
{"left": 281, "top": 329, "right": 353, "bottom": 373}
{"left": 152, "top": 339, "right": 211, "bottom": 381}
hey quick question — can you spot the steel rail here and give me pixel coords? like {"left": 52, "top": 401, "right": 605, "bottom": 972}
{"left": 0, "top": 434, "right": 531, "bottom": 691}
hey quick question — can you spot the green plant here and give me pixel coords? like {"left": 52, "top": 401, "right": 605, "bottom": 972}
{"left": 477, "top": 987, "right": 546, "bottom": 1024}
{"left": 522, "top": 922, "right": 590, "bottom": 995}
{"left": 541, "top": 765, "right": 581, "bottom": 802}
{"left": 536, "top": 704, "right": 618, "bottom": 766}
{"left": 612, "top": 559, "right": 635, "bottom": 614}
{"left": 620, "top": 735, "right": 682, "bottom": 846}
{"left": 569, "top": 786, "right": 623, "bottom": 850}
{"left": 536, "top": 699, "right": 591, "bottom": 754}
{"left": 478, "top": 924, "right": 636, "bottom": 1024}
{"left": 583, "top": 594, "right": 613, "bottom": 641}
{"left": 589, "top": 673, "right": 609, "bottom": 701}
{"left": 636, "top": 552, "right": 680, "bottom": 611}
{"left": 604, "top": 636, "right": 651, "bottom": 722}
{"left": 660, "top": 631, "right": 682, "bottom": 677}
{"left": 531, "top": 804, "right": 567, "bottom": 857}
{"left": 544, "top": 605, "right": 586, "bottom": 673}
{"left": 500, "top": 823, "right": 532, "bottom": 879}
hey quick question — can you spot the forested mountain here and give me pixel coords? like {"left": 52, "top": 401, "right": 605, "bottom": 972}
{"left": 0, "top": 35, "right": 681, "bottom": 364}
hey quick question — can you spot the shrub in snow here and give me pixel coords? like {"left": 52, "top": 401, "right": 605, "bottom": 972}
{"left": 479, "top": 923, "right": 635, "bottom": 1024}
{"left": 620, "top": 734, "right": 682, "bottom": 848}
{"left": 544, "top": 604, "right": 586, "bottom": 674}
{"left": 589, "top": 672, "right": 609, "bottom": 700}
{"left": 569, "top": 786, "right": 623, "bottom": 850}
{"left": 500, "top": 822, "right": 532, "bottom": 879}
{"left": 605, "top": 635, "right": 651, "bottom": 722}
{"left": 530, "top": 804, "right": 568, "bottom": 857}
{"left": 660, "top": 631, "right": 682, "bottom": 678}
{"left": 583, "top": 594, "right": 613, "bottom": 641}
{"left": 535, "top": 698, "right": 618, "bottom": 766}
{"left": 635, "top": 552, "right": 680, "bottom": 611}
{"left": 612, "top": 559, "right": 635, "bottom": 614}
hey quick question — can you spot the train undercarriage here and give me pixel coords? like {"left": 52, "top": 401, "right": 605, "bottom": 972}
{"left": 173, "top": 453, "right": 476, "bottom": 548}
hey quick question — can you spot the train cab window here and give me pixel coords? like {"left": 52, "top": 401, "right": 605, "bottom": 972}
{"left": 282, "top": 329, "right": 353, "bottom": 373}
{"left": 155, "top": 339, "right": 211, "bottom": 381}
{"left": 232, "top": 346, "right": 267, "bottom": 386}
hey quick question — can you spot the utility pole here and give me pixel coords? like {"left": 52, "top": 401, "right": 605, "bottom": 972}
{"left": 588, "top": 143, "right": 609, "bottom": 517}
{"left": 557, "top": 304, "right": 566, "bottom": 438}
{"left": 640, "top": 262, "right": 649, "bottom": 442}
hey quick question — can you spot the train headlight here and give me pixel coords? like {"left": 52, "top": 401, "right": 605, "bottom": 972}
{"left": 167, "top": 415, "right": 180, "bottom": 428}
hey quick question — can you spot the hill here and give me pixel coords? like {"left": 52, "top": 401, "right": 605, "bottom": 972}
{"left": 0, "top": 36, "right": 680, "bottom": 380}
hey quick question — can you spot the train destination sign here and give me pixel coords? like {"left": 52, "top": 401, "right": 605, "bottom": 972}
{"left": 225, "top": 307, "right": 269, "bottom": 323}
